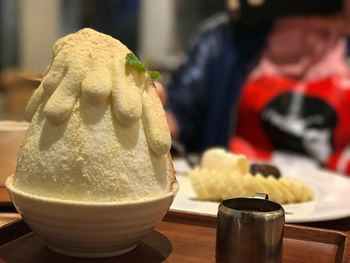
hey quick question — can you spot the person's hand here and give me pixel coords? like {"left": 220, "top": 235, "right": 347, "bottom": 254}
{"left": 25, "top": 28, "right": 171, "bottom": 156}
{"left": 154, "top": 81, "right": 179, "bottom": 139}
{"left": 304, "top": 0, "right": 350, "bottom": 35}
{"left": 154, "top": 81, "right": 167, "bottom": 105}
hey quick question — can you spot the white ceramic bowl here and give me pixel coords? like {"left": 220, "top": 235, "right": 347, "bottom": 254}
{"left": 6, "top": 176, "right": 178, "bottom": 258}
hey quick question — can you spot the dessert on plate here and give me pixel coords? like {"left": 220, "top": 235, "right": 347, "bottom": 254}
{"left": 6, "top": 28, "right": 178, "bottom": 257}
{"left": 189, "top": 148, "right": 313, "bottom": 204}
{"left": 11, "top": 28, "right": 176, "bottom": 202}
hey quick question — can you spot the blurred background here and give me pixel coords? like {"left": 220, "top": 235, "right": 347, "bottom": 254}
{"left": 2, "top": 0, "right": 350, "bottom": 174}
{"left": 0, "top": 0, "right": 225, "bottom": 120}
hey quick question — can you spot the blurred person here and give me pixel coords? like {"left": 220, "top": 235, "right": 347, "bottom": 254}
{"left": 231, "top": 6, "right": 350, "bottom": 175}
{"left": 163, "top": 0, "right": 350, "bottom": 174}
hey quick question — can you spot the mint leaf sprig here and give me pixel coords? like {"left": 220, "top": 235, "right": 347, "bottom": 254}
{"left": 126, "top": 53, "right": 161, "bottom": 80}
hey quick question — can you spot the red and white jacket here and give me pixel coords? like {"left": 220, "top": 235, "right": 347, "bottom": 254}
{"left": 230, "top": 30, "right": 350, "bottom": 175}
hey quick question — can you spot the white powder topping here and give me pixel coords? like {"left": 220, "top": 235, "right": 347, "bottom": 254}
{"left": 14, "top": 28, "right": 173, "bottom": 201}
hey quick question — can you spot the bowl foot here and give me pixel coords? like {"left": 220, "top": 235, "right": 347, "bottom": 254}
{"left": 47, "top": 244, "right": 137, "bottom": 258}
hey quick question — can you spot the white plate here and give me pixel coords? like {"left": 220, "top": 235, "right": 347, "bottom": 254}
{"left": 171, "top": 159, "right": 350, "bottom": 223}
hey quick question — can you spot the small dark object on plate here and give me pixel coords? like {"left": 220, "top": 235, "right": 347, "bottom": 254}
{"left": 250, "top": 163, "right": 281, "bottom": 179}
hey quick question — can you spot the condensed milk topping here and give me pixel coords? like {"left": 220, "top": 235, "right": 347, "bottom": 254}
{"left": 13, "top": 29, "right": 174, "bottom": 202}
{"left": 25, "top": 28, "right": 170, "bottom": 156}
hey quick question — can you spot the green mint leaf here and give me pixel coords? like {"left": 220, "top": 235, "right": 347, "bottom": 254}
{"left": 125, "top": 53, "right": 161, "bottom": 80}
{"left": 126, "top": 53, "right": 145, "bottom": 71}
{"left": 149, "top": 71, "right": 161, "bottom": 80}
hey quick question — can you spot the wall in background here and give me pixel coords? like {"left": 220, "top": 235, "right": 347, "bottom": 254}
{"left": 0, "top": 0, "right": 19, "bottom": 70}
{"left": 0, "top": 0, "right": 225, "bottom": 72}
{"left": 19, "top": 0, "right": 61, "bottom": 71}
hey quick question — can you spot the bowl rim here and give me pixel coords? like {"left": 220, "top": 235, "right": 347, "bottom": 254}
{"left": 6, "top": 175, "right": 179, "bottom": 207}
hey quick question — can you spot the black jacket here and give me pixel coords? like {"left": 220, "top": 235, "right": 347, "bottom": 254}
{"left": 166, "top": 15, "right": 270, "bottom": 152}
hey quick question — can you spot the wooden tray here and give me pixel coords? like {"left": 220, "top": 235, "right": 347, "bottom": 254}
{"left": 0, "top": 210, "right": 349, "bottom": 263}
{"left": 0, "top": 188, "right": 11, "bottom": 206}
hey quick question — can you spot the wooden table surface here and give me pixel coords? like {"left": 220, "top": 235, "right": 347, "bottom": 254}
{"left": 163, "top": 211, "right": 350, "bottom": 263}
{"left": 0, "top": 210, "right": 349, "bottom": 263}
{"left": 0, "top": 188, "right": 10, "bottom": 206}
{"left": 1, "top": 187, "right": 350, "bottom": 262}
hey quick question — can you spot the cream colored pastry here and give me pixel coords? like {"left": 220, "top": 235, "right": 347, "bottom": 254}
{"left": 201, "top": 148, "right": 249, "bottom": 173}
{"left": 13, "top": 28, "right": 176, "bottom": 202}
{"left": 189, "top": 148, "right": 313, "bottom": 204}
